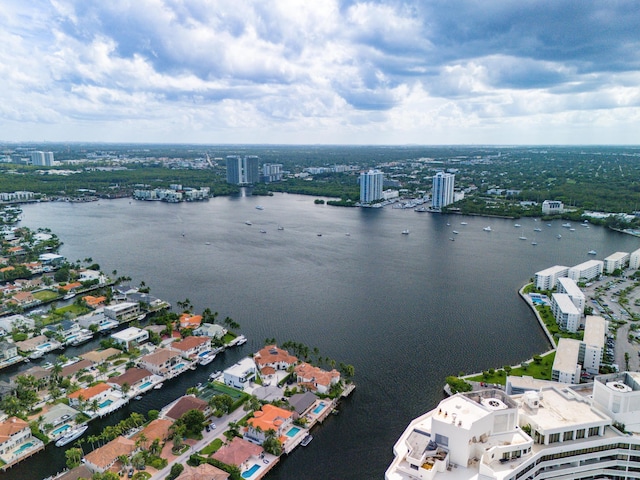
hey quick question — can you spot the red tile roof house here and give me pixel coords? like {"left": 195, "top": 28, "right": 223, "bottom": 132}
{"left": 245, "top": 404, "right": 294, "bottom": 445}
{"left": 178, "top": 313, "right": 202, "bottom": 329}
{"left": 83, "top": 436, "right": 137, "bottom": 474}
{"left": 170, "top": 336, "right": 211, "bottom": 361}
{"left": 9, "top": 291, "right": 37, "bottom": 307}
{"left": 107, "top": 367, "right": 155, "bottom": 395}
{"left": 67, "top": 383, "right": 113, "bottom": 408}
{"left": 131, "top": 418, "right": 173, "bottom": 447}
{"left": 0, "top": 416, "right": 44, "bottom": 466}
{"left": 294, "top": 362, "right": 341, "bottom": 394}
{"left": 212, "top": 437, "right": 263, "bottom": 471}
{"left": 253, "top": 345, "right": 298, "bottom": 374}
{"left": 175, "top": 463, "right": 229, "bottom": 480}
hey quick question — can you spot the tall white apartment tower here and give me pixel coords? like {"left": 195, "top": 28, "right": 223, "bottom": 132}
{"left": 360, "top": 169, "right": 384, "bottom": 204}
{"left": 431, "top": 171, "right": 455, "bottom": 209}
{"left": 30, "top": 151, "right": 54, "bottom": 166}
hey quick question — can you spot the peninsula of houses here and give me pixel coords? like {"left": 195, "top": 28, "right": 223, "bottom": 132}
{"left": 0, "top": 222, "right": 355, "bottom": 480}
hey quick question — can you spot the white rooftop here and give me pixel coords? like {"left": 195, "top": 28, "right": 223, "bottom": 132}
{"left": 583, "top": 315, "right": 606, "bottom": 347}
{"left": 557, "top": 277, "right": 584, "bottom": 297}
{"left": 570, "top": 259, "right": 603, "bottom": 270}
{"left": 604, "top": 251, "right": 629, "bottom": 261}
{"left": 553, "top": 338, "right": 581, "bottom": 374}
{"left": 536, "top": 265, "right": 568, "bottom": 276}
{"left": 111, "top": 326, "right": 146, "bottom": 341}
{"left": 552, "top": 293, "right": 580, "bottom": 314}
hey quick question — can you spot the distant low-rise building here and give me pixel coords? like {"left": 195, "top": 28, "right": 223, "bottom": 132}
{"left": 542, "top": 200, "right": 564, "bottom": 214}
{"left": 603, "top": 251, "right": 629, "bottom": 274}
{"left": 535, "top": 265, "right": 568, "bottom": 290}
{"left": 103, "top": 302, "right": 140, "bottom": 322}
{"left": 556, "top": 277, "right": 585, "bottom": 313}
{"left": 551, "top": 293, "right": 581, "bottom": 333}
{"left": 552, "top": 338, "right": 582, "bottom": 384}
{"left": 568, "top": 259, "right": 604, "bottom": 282}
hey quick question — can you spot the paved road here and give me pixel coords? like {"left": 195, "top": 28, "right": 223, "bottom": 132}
{"left": 149, "top": 408, "right": 246, "bottom": 480}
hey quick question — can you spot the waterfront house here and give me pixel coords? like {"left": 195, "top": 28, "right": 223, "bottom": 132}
{"left": 223, "top": 357, "right": 256, "bottom": 390}
{"left": 9, "top": 291, "right": 37, "bottom": 308}
{"left": 0, "top": 341, "right": 20, "bottom": 369}
{"left": 40, "top": 403, "right": 80, "bottom": 437}
{"left": 245, "top": 404, "right": 294, "bottom": 445}
{"left": 164, "top": 395, "right": 210, "bottom": 421}
{"left": 67, "top": 383, "right": 113, "bottom": 408}
{"left": 83, "top": 436, "right": 136, "bottom": 474}
{"left": 193, "top": 322, "right": 226, "bottom": 339}
{"left": 82, "top": 295, "right": 107, "bottom": 309}
{"left": 38, "top": 253, "right": 65, "bottom": 266}
{"left": 0, "top": 417, "right": 44, "bottom": 466}
{"left": 126, "top": 292, "right": 168, "bottom": 310}
{"left": 170, "top": 335, "right": 210, "bottom": 360}
{"left": 212, "top": 437, "right": 263, "bottom": 471}
{"left": 0, "top": 314, "right": 34, "bottom": 333}
{"left": 178, "top": 313, "right": 202, "bottom": 329}
{"left": 103, "top": 302, "right": 140, "bottom": 322}
{"left": 139, "top": 348, "right": 184, "bottom": 377}
{"left": 60, "top": 281, "right": 82, "bottom": 293}
{"left": 254, "top": 345, "right": 298, "bottom": 374}
{"left": 61, "top": 358, "right": 94, "bottom": 379}
{"left": 110, "top": 326, "right": 149, "bottom": 351}
{"left": 175, "top": 463, "right": 230, "bottom": 480}
{"left": 80, "top": 347, "right": 121, "bottom": 365}
{"left": 288, "top": 391, "right": 320, "bottom": 415}
{"left": 108, "top": 367, "right": 158, "bottom": 395}
{"left": 44, "top": 319, "right": 81, "bottom": 341}
{"left": 294, "top": 362, "right": 340, "bottom": 394}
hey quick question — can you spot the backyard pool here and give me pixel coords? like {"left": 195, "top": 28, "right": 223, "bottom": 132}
{"left": 52, "top": 424, "right": 70, "bottom": 436}
{"left": 99, "top": 399, "right": 113, "bottom": 409}
{"left": 241, "top": 464, "right": 260, "bottom": 478}
{"left": 139, "top": 381, "right": 152, "bottom": 389}
{"left": 286, "top": 426, "right": 300, "bottom": 438}
{"left": 312, "top": 402, "right": 326, "bottom": 414}
{"left": 14, "top": 442, "right": 33, "bottom": 455}
{"left": 36, "top": 343, "right": 51, "bottom": 350}
{"left": 174, "top": 363, "right": 185, "bottom": 370}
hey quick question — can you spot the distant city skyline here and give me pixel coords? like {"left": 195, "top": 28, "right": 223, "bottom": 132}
{"left": 2, "top": 1, "right": 640, "bottom": 145}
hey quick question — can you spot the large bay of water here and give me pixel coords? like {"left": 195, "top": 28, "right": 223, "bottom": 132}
{"left": 6, "top": 193, "right": 639, "bottom": 479}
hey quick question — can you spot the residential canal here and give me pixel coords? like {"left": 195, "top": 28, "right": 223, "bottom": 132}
{"left": 4, "top": 194, "right": 639, "bottom": 479}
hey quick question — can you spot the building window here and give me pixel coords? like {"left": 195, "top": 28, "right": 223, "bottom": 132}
{"left": 548, "top": 433, "right": 560, "bottom": 444}
{"left": 588, "top": 427, "right": 600, "bottom": 437}
{"left": 576, "top": 429, "right": 585, "bottom": 439}
{"left": 563, "top": 431, "right": 573, "bottom": 441}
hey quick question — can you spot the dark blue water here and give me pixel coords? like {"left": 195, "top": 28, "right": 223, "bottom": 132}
{"left": 4, "top": 194, "right": 639, "bottom": 479}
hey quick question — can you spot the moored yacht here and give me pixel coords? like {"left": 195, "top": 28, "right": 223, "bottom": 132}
{"left": 55, "top": 425, "right": 88, "bottom": 447}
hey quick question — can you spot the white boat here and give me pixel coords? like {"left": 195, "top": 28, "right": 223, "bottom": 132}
{"left": 235, "top": 335, "right": 247, "bottom": 346}
{"left": 569, "top": 228, "right": 575, "bottom": 231}
{"left": 199, "top": 353, "right": 216, "bottom": 365}
{"left": 69, "top": 331, "right": 94, "bottom": 346}
{"left": 153, "top": 383, "right": 164, "bottom": 390}
{"left": 245, "top": 221, "right": 252, "bottom": 225}
{"left": 255, "top": 205, "right": 264, "bottom": 210}
{"left": 55, "top": 425, "right": 88, "bottom": 447}
{"left": 134, "top": 395, "right": 143, "bottom": 400}
{"left": 29, "top": 350, "right": 44, "bottom": 360}
{"left": 519, "top": 236, "right": 527, "bottom": 240}
{"left": 449, "top": 237, "right": 455, "bottom": 241}
{"left": 483, "top": 226, "right": 492, "bottom": 232}
{"left": 401, "top": 229, "right": 410, "bottom": 235}
{"left": 460, "top": 222, "right": 468, "bottom": 225}
{"left": 556, "top": 234, "right": 562, "bottom": 239}
{"left": 209, "top": 371, "right": 222, "bottom": 381}
{"left": 63, "top": 293, "right": 76, "bottom": 300}
{"left": 260, "top": 229, "right": 267, "bottom": 234}
{"left": 452, "top": 230, "right": 459, "bottom": 234}
{"left": 562, "top": 223, "right": 572, "bottom": 228}
{"left": 588, "top": 250, "right": 597, "bottom": 255}
{"left": 534, "top": 228, "right": 542, "bottom": 232}
{"left": 531, "top": 241, "right": 538, "bottom": 246}
{"left": 301, "top": 434, "right": 313, "bottom": 447}
{"left": 514, "top": 224, "right": 522, "bottom": 228}
{"left": 205, "top": 242, "right": 211, "bottom": 245}
{"left": 277, "top": 226, "right": 284, "bottom": 230}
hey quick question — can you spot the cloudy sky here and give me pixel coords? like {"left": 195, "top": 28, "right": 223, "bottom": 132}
{"left": 2, "top": 1, "right": 639, "bottom": 145}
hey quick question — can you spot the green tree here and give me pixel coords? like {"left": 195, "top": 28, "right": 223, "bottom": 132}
{"left": 65, "top": 447, "right": 83, "bottom": 469}
{"left": 167, "top": 463, "right": 184, "bottom": 480}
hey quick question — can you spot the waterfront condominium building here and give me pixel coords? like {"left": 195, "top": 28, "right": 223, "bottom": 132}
{"left": 629, "top": 247, "right": 640, "bottom": 270}
{"left": 431, "top": 172, "right": 455, "bottom": 209}
{"left": 556, "top": 277, "right": 585, "bottom": 313}
{"left": 604, "top": 251, "right": 630, "bottom": 274}
{"left": 386, "top": 371, "right": 640, "bottom": 480}
{"left": 582, "top": 315, "right": 606, "bottom": 374}
{"left": 568, "top": 259, "right": 604, "bottom": 282}
{"left": 262, "top": 163, "right": 283, "bottom": 183}
{"left": 534, "top": 265, "right": 569, "bottom": 290}
{"left": 359, "top": 169, "right": 384, "bottom": 204}
{"left": 551, "top": 293, "right": 581, "bottom": 333}
{"left": 551, "top": 338, "right": 582, "bottom": 384}
{"left": 226, "top": 155, "right": 260, "bottom": 185}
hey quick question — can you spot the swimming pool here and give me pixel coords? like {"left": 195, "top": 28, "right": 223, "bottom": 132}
{"left": 139, "top": 381, "right": 152, "bottom": 389}
{"left": 286, "top": 426, "right": 300, "bottom": 437}
{"left": 14, "top": 442, "right": 33, "bottom": 455}
{"left": 313, "top": 402, "right": 326, "bottom": 414}
{"left": 241, "top": 464, "right": 260, "bottom": 478}
{"left": 199, "top": 350, "right": 212, "bottom": 357}
{"left": 174, "top": 363, "right": 185, "bottom": 370}
{"left": 99, "top": 399, "right": 113, "bottom": 409}
{"left": 52, "top": 424, "right": 71, "bottom": 436}
{"left": 36, "top": 343, "right": 51, "bottom": 350}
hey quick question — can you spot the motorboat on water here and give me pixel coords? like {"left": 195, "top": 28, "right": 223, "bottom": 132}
{"left": 401, "top": 229, "right": 410, "bottom": 235}
{"left": 55, "top": 425, "right": 88, "bottom": 447}
{"left": 483, "top": 226, "right": 492, "bottom": 232}
{"left": 588, "top": 250, "right": 597, "bottom": 255}
{"left": 301, "top": 434, "right": 313, "bottom": 447}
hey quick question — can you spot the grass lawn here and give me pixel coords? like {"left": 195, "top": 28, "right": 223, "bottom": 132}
{"left": 32, "top": 289, "right": 59, "bottom": 302}
{"left": 467, "top": 351, "right": 556, "bottom": 383}
{"left": 200, "top": 438, "right": 223, "bottom": 456}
